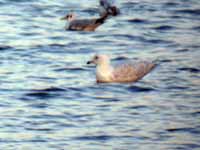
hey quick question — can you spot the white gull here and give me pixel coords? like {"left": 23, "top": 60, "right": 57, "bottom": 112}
{"left": 87, "top": 54, "right": 156, "bottom": 83}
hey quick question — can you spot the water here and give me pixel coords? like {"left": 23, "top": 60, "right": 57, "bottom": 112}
{"left": 0, "top": 0, "right": 200, "bottom": 149}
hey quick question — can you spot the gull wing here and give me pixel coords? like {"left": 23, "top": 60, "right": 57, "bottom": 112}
{"left": 113, "top": 61, "right": 155, "bottom": 82}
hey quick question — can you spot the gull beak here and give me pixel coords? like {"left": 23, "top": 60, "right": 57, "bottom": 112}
{"left": 87, "top": 61, "right": 92, "bottom": 64}
{"left": 87, "top": 60, "right": 94, "bottom": 64}
{"left": 60, "top": 16, "right": 67, "bottom": 20}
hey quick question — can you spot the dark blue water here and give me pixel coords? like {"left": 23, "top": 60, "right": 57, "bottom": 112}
{"left": 0, "top": 0, "right": 200, "bottom": 149}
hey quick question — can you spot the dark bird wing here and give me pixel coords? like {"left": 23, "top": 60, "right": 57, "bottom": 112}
{"left": 99, "top": 0, "right": 120, "bottom": 16}
{"left": 68, "top": 19, "right": 96, "bottom": 30}
{"left": 68, "top": 15, "right": 108, "bottom": 31}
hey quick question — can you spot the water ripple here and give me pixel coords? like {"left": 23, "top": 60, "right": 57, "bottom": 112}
{"left": 127, "top": 86, "right": 156, "bottom": 92}
{"left": 178, "top": 67, "right": 200, "bottom": 73}
{"left": 166, "top": 127, "right": 200, "bottom": 134}
{"left": 23, "top": 87, "right": 66, "bottom": 100}
{"left": 0, "top": 45, "right": 13, "bottom": 51}
{"left": 0, "top": 0, "right": 199, "bottom": 149}
{"left": 127, "top": 18, "right": 150, "bottom": 24}
{"left": 175, "top": 9, "right": 200, "bottom": 16}
{"left": 153, "top": 25, "right": 175, "bottom": 31}
{"left": 73, "top": 135, "right": 128, "bottom": 141}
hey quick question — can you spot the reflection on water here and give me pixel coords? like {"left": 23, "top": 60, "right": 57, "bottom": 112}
{"left": 0, "top": 0, "right": 199, "bottom": 149}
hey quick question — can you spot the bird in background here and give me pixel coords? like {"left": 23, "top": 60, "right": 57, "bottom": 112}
{"left": 87, "top": 54, "right": 156, "bottom": 83}
{"left": 60, "top": 0, "right": 120, "bottom": 31}
{"left": 60, "top": 13, "right": 108, "bottom": 31}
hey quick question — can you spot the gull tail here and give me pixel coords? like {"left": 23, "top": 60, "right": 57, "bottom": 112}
{"left": 95, "top": 13, "right": 109, "bottom": 24}
{"left": 99, "top": 0, "right": 120, "bottom": 16}
{"left": 134, "top": 61, "right": 157, "bottom": 80}
{"left": 107, "top": 6, "right": 120, "bottom": 16}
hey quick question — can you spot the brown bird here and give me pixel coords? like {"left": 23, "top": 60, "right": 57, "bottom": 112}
{"left": 61, "top": 13, "right": 108, "bottom": 31}
{"left": 87, "top": 54, "right": 156, "bottom": 83}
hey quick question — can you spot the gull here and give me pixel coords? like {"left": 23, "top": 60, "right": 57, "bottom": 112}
{"left": 99, "top": 0, "right": 120, "bottom": 17}
{"left": 61, "top": 13, "right": 108, "bottom": 31}
{"left": 87, "top": 54, "right": 156, "bottom": 83}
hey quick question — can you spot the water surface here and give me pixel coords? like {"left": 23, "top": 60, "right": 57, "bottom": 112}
{"left": 0, "top": 0, "right": 200, "bottom": 149}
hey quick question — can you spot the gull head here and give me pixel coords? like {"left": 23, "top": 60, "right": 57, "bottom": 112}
{"left": 87, "top": 54, "right": 110, "bottom": 66}
{"left": 60, "top": 13, "right": 76, "bottom": 22}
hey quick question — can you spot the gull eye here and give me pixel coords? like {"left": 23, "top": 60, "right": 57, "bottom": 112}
{"left": 95, "top": 56, "right": 99, "bottom": 60}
